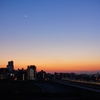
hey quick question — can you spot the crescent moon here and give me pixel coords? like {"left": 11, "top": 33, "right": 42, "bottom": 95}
{"left": 25, "top": 15, "right": 27, "bottom": 17}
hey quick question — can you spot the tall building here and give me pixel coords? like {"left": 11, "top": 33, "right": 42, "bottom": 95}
{"left": 27, "top": 65, "right": 36, "bottom": 80}
{"left": 7, "top": 60, "right": 14, "bottom": 72}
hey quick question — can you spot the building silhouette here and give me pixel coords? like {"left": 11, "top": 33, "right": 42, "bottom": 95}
{"left": 7, "top": 60, "right": 14, "bottom": 72}
{"left": 27, "top": 65, "right": 36, "bottom": 80}
{"left": 6, "top": 60, "right": 14, "bottom": 81}
{"left": 14, "top": 68, "right": 27, "bottom": 81}
{"left": 37, "top": 70, "right": 46, "bottom": 81}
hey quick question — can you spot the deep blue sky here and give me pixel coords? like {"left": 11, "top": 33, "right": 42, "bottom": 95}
{"left": 0, "top": 0, "right": 100, "bottom": 72}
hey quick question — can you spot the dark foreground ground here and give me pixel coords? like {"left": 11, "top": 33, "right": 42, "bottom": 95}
{"left": 0, "top": 80, "right": 100, "bottom": 100}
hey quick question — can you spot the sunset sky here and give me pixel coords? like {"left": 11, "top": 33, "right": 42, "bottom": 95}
{"left": 0, "top": 0, "right": 100, "bottom": 73}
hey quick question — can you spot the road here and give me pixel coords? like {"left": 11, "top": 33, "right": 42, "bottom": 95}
{"left": 37, "top": 81, "right": 75, "bottom": 93}
{"left": 36, "top": 81, "right": 84, "bottom": 99}
{"left": 0, "top": 80, "right": 100, "bottom": 99}
{"left": 50, "top": 79, "right": 100, "bottom": 93}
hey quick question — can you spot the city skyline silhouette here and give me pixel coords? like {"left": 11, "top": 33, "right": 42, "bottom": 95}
{"left": 0, "top": 60, "right": 100, "bottom": 99}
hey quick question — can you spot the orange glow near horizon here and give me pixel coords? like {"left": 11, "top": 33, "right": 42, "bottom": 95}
{"left": 0, "top": 59, "right": 100, "bottom": 73}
